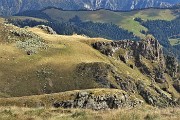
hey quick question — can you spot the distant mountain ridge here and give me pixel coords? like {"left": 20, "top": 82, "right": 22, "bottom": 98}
{"left": 0, "top": 0, "right": 180, "bottom": 16}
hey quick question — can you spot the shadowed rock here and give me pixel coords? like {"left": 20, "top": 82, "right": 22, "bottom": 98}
{"left": 53, "top": 90, "right": 143, "bottom": 110}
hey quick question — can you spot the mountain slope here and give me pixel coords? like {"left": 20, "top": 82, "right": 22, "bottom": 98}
{"left": 0, "top": 0, "right": 180, "bottom": 16}
{"left": 0, "top": 18, "right": 179, "bottom": 108}
{"left": 13, "top": 6, "right": 180, "bottom": 60}
{"left": 38, "top": 7, "right": 177, "bottom": 37}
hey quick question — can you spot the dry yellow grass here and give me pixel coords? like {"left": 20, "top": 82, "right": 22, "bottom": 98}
{"left": 0, "top": 88, "right": 125, "bottom": 108}
{"left": 0, "top": 18, "right": 4, "bottom": 23}
{"left": 0, "top": 106, "right": 179, "bottom": 120}
{"left": 28, "top": 27, "right": 150, "bottom": 82}
{"left": 0, "top": 22, "right": 114, "bottom": 97}
{"left": 27, "top": 27, "right": 111, "bottom": 69}
{"left": 0, "top": 18, "right": 179, "bottom": 120}
{"left": 0, "top": 22, "right": 160, "bottom": 97}
{"left": 0, "top": 20, "right": 178, "bottom": 111}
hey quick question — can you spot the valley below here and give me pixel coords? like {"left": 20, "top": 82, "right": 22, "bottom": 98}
{"left": 0, "top": 1, "right": 180, "bottom": 120}
{"left": 0, "top": 16, "right": 179, "bottom": 119}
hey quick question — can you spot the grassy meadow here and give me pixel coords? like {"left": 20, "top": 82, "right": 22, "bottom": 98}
{"left": 0, "top": 106, "right": 179, "bottom": 120}
{"left": 0, "top": 20, "right": 151, "bottom": 97}
{"left": 0, "top": 18, "right": 180, "bottom": 120}
{"left": 43, "top": 8, "right": 177, "bottom": 38}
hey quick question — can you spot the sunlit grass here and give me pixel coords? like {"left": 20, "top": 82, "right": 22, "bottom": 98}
{"left": 0, "top": 106, "right": 179, "bottom": 120}
{"left": 43, "top": 8, "right": 176, "bottom": 38}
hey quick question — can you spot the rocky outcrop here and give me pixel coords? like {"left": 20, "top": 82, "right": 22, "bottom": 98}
{"left": 92, "top": 38, "right": 164, "bottom": 63}
{"left": 0, "top": 23, "right": 48, "bottom": 54}
{"left": 75, "top": 62, "right": 179, "bottom": 107}
{"left": 92, "top": 38, "right": 178, "bottom": 82}
{"left": 53, "top": 90, "right": 143, "bottom": 110}
{"left": 92, "top": 38, "right": 179, "bottom": 107}
{"left": 37, "top": 25, "right": 56, "bottom": 35}
{"left": 76, "top": 62, "right": 138, "bottom": 92}
{"left": 0, "top": 89, "right": 143, "bottom": 110}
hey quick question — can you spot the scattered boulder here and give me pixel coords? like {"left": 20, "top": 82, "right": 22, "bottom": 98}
{"left": 10, "top": 28, "right": 41, "bottom": 39}
{"left": 26, "top": 50, "right": 33, "bottom": 55}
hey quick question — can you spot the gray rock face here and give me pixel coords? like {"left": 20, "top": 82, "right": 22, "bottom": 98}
{"left": 92, "top": 38, "right": 164, "bottom": 63}
{"left": 75, "top": 62, "right": 179, "bottom": 107}
{"left": 92, "top": 38, "right": 178, "bottom": 83}
{"left": 37, "top": 25, "right": 57, "bottom": 35}
{"left": 0, "top": 0, "right": 179, "bottom": 16}
{"left": 53, "top": 90, "right": 143, "bottom": 110}
{"left": 91, "top": 38, "right": 179, "bottom": 107}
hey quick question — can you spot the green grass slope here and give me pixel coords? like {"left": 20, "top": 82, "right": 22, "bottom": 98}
{"left": 0, "top": 19, "right": 150, "bottom": 97}
{"left": 42, "top": 8, "right": 177, "bottom": 38}
{"left": 0, "top": 18, "right": 179, "bottom": 110}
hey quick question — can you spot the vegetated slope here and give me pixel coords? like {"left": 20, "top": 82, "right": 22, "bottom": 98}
{"left": 132, "top": 7, "right": 180, "bottom": 58}
{"left": 15, "top": 6, "right": 180, "bottom": 60}
{"left": 0, "top": 89, "right": 142, "bottom": 109}
{"left": 16, "top": 7, "right": 177, "bottom": 38}
{"left": 140, "top": 16, "right": 180, "bottom": 47}
{"left": 7, "top": 18, "right": 140, "bottom": 41}
{"left": 0, "top": 19, "right": 179, "bottom": 108}
{"left": 0, "top": 0, "right": 180, "bottom": 16}
{"left": 0, "top": 20, "right": 110, "bottom": 97}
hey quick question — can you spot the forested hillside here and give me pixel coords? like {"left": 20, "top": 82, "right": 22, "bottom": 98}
{"left": 134, "top": 13, "right": 180, "bottom": 58}
{"left": 10, "top": 5, "right": 180, "bottom": 60}
{"left": 7, "top": 17, "right": 139, "bottom": 41}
